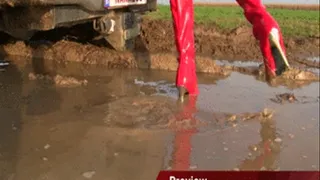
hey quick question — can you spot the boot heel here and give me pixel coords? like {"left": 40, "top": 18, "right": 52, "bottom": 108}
{"left": 269, "top": 28, "right": 290, "bottom": 69}
{"left": 177, "top": 86, "right": 188, "bottom": 103}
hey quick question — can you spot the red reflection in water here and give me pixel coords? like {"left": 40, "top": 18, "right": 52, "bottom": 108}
{"left": 171, "top": 96, "right": 198, "bottom": 170}
{"left": 170, "top": 96, "right": 282, "bottom": 171}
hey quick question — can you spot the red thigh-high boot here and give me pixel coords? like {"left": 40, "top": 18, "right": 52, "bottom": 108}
{"left": 170, "top": 0, "right": 199, "bottom": 102}
{"left": 236, "top": 0, "right": 290, "bottom": 81}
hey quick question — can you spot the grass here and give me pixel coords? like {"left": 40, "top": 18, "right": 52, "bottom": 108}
{"left": 147, "top": 5, "right": 320, "bottom": 38}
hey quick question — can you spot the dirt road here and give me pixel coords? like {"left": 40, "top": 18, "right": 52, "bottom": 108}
{"left": 0, "top": 19, "right": 319, "bottom": 180}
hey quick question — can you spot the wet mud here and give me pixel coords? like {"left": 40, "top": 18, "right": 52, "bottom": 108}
{"left": 1, "top": 44, "right": 318, "bottom": 90}
{"left": 0, "top": 18, "right": 319, "bottom": 179}
{"left": 104, "top": 96, "right": 179, "bottom": 129}
{"left": 0, "top": 57, "right": 319, "bottom": 179}
{"left": 0, "top": 40, "right": 228, "bottom": 75}
{"left": 140, "top": 19, "right": 320, "bottom": 63}
{"left": 270, "top": 93, "right": 319, "bottom": 105}
{"left": 0, "top": 19, "right": 319, "bottom": 89}
{"left": 270, "top": 93, "right": 297, "bottom": 104}
{"left": 28, "top": 73, "right": 88, "bottom": 87}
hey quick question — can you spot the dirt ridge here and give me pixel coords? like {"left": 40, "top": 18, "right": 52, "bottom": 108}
{"left": 0, "top": 19, "right": 319, "bottom": 88}
{"left": 140, "top": 19, "right": 320, "bottom": 65}
{"left": 1, "top": 19, "right": 319, "bottom": 68}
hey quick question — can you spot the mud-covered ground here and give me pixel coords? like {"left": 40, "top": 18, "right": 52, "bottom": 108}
{"left": 0, "top": 19, "right": 319, "bottom": 85}
{"left": 0, "top": 18, "right": 319, "bottom": 179}
{"left": 0, "top": 58, "right": 319, "bottom": 180}
{"left": 0, "top": 19, "right": 319, "bottom": 69}
{"left": 140, "top": 19, "right": 319, "bottom": 67}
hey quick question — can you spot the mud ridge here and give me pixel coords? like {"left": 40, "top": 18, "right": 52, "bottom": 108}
{"left": 1, "top": 19, "right": 319, "bottom": 67}
{"left": 140, "top": 19, "right": 320, "bottom": 65}
{"left": 0, "top": 19, "right": 319, "bottom": 89}
{"left": 1, "top": 40, "right": 229, "bottom": 75}
{"left": 1, "top": 39, "right": 319, "bottom": 90}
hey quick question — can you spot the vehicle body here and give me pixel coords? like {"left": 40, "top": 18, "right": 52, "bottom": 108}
{"left": 0, "top": 0, "right": 157, "bottom": 51}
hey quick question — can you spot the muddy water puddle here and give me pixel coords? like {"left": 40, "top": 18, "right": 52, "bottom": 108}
{"left": 0, "top": 60, "right": 319, "bottom": 180}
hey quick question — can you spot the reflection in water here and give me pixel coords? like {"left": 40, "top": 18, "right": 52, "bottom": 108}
{"left": 171, "top": 96, "right": 198, "bottom": 170}
{"left": 238, "top": 119, "right": 280, "bottom": 170}
{"left": 25, "top": 80, "right": 61, "bottom": 116}
{"left": 26, "top": 56, "right": 61, "bottom": 115}
{"left": 170, "top": 96, "right": 282, "bottom": 171}
{"left": 0, "top": 64, "right": 22, "bottom": 180}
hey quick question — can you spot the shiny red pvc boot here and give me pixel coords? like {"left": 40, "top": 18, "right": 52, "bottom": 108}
{"left": 236, "top": 0, "right": 290, "bottom": 80}
{"left": 170, "top": 0, "right": 199, "bottom": 102}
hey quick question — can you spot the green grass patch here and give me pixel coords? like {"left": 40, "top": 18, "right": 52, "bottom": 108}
{"left": 147, "top": 5, "right": 320, "bottom": 38}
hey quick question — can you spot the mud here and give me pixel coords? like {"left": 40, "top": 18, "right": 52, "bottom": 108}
{"left": 0, "top": 43, "right": 318, "bottom": 90}
{"left": 104, "top": 96, "right": 179, "bottom": 129}
{"left": 270, "top": 93, "right": 319, "bottom": 105}
{"left": 140, "top": 19, "right": 320, "bottom": 63}
{"left": 270, "top": 93, "right": 297, "bottom": 104}
{"left": 0, "top": 56, "right": 319, "bottom": 179}
{"left": 0, "top": 40, "right": 230, "bottom": 75}
{"left": 0, "top": 20, "right": 318, "bottom": 90}
{"left": 28, "top": 73, "right": 88, "bottom": 87}
{"left": 0, "top": 17, "right": 319, "bottom": 178}
{"left": 1, "top": 19, "right": 319, "bottom": 68}
{"left": 0, "top": 4, "right": 318, "bottom": 179}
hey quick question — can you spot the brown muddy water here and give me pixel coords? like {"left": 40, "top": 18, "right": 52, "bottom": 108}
{"left": 0, "top": 57, "right": 319, "bottom": 180}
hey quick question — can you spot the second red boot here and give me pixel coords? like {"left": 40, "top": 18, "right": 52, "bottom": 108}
{"left": 170, "top": 0, "right": 199, "bottom": 102}
{"left": 236, "top": 0, "right": 290, "bottom": 80}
